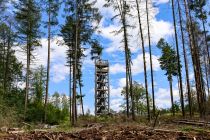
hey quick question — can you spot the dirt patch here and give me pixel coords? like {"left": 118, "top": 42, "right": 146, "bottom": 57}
{"left": 1, "top": 124, "right": 210, "bottom": 140}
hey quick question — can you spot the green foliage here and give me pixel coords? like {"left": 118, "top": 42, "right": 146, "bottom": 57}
{"left": 61, "top": 0, "right": 102, "bottom": 71}
{"left": 0, "top": 23, "right": 23, "bottom": 95}
{"left": 0, "top": 21, "right": 25, "bottom": 126}
{"left": 23, "top": 67, "right": 69, "bottom": 124}
{"left": 42, "top": 0, "right": 61, "bottom": 28}
{"left": 189, "top": 0, "right": 207, "bottom": 20}
{"left": 157, "top": 38, "right": 179, "bottom": 81}
{"left": 14, "top": 0, "right": 41, "bottom": 57}
{"left": 0, "top": 95, "right": 22, "bottom": 127}
{"left": 121, "top": 81, "right": 152, "bottom": 115}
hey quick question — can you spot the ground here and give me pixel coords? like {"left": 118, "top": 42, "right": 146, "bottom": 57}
{"left": 1, "top": 116, "right": 210, "bottom": 140}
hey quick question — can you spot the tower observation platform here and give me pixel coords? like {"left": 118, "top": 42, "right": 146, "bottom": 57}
{"left": 95, "top": 59, "right": 110, "bottom": 115}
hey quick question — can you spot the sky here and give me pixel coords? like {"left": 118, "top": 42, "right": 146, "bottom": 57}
{"left": 11, "top": 0, "right": 209, "bottom": 114}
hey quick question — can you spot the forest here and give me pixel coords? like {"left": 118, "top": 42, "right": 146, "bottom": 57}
{"left": 0, "top": 0, "right": 210, "bottom": 139}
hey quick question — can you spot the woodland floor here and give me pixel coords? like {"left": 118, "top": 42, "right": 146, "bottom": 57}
{"left": 1, "top": 119, "right": 210, "bottom": 140}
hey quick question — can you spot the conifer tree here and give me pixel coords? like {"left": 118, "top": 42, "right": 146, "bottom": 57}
{"left": 183, "top": 0, "right": 206, "bottom": 117}
{"left": 62, "top": 0, "right": 101, "bottom": 125}
{"left": 135, "top": 0, "right": 150, "bottom": 120}
{"left": 157, "top": 38, "right": 179, "bottom": 116}
{"left": 42, "top": 0, "right": 61, "bottom": 122}
{"left": 145, "top": 0, "right": 155, "bottom": 117}
{"left": 104, "top": 0, "right": 134, "bottom": 119}
{"left": 15, "top": 0, "right": 41, "bottom": 119}
{"left": 177, "top": 0, "right": 192, "bottom": 117}
{"left": 171, "top": 0, "right": 185, "bottom": 117}
{"left": 0, "top": 22, "right": 23, "bottom": 96}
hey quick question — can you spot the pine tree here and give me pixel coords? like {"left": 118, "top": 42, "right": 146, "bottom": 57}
{"left": 145, "top": 0, "right": 155, "bottom": 117}
{"left": 177, "top": 0, "right": 192, "bottom": 117}
{"left": 171, "top": 0, "right": 185, "bottom": 117}
{"left": 104, "top": 0, "right": 134, "bottom": 119}
{"left": 157, "top": 38, "right": 179, "bottom": 116}
{"left": 42, "top": 0, "right": 61, "bottom": 123}
{"left": 135, "top": 0, "right": 150, "bottom": 120}
{"left": 183, "top": 0, "right": 206, "bottom": 117}
{"left": 15, "top": 0, "right": 41, "bottom": 119}
{"left": 0, "top": 22, "right": 23, "bottom": 96}
{"left": 62, "top": 0, "right": 101, "bottom": 125}
{"left": 189, "top": 0, "right": 209, "bottom": 64}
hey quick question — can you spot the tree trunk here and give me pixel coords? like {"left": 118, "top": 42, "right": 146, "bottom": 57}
{"left": 183, "top": 0, "right": 205, "bottom": 118}
{"left": 128, "top": 55, "right": 135, "bottom": 120}
{"left": 69, "top": 57, "right": 72, "bottom": 123}
{"left": 24, "top": 37, "right": 30, "bottom": 120}
{"left": 146, "top": 0, "right": 155, "bottom": 117}
{"left": 2, "top": 31, "right": 6, "bottom": 95}
{"left": 198, "top": 2, "right": 209, "bottom": 64}
{"left": 79, "top": 75, "right": 84, "bottom": 116}
{"left": 171, "top": 0, "right": 185, "bottom": 117}
{"left": 4, "top": 23, "right": 11, "bottom": 94}
{"left": 204, "top": 55, "right": 209, "bottom": 96}
{"left": 177, "top": 0, "right": 192, "bottom": 117}
{"left": 169, "top": 79, "right": 175, "bottom": 116}
{"left": 44, "top": 2, "right": 51, "bottom": 122}
{"left": 121, "top": 0, "right": 130, "bottom": 118}
{"left": 135, "top": 0, "right": 150, "bottom": 121}
{"left": 72, "top": 0, "right": 79, "bottom": 126}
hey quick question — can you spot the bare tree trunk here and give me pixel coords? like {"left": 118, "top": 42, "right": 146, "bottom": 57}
{"left": 44, "top": 3, "right": 51, "bottom": 122}
{"left": 79, "top": 75, "right": 84, "bottom": 116}
{"left": 146, "top": 0, "right": 155, "bottom": 117}
{"left": 135, "top": 0, "right": 150, "bottom": 121}
{"left": 120, "top": 0, "right": 130, "bottom": 118}
{"left": 177, "top": 0, "right": 192, "bottom": 117}
{"left": 169, "top": 79, "right": 175, "bottom": 116}
{"left": 198, "top": 2, "right": 209, "bottom": 64}
{"left": 171, "top": 0, "right": 185, "bottom": 117}
{"left": 128, "top": 54, "right": 135, "bottom": 120}
{"left": 72, "top": 0, "right": 78, "bottom": 126}
{"left": 24, "top": 37, "right": 30, "bottom": 120}
{"left": 69, "top": 57, "right": 72, "bottom": 123}
{"left": 4, "top": 23, "right": 11, "bottom": 94}
{"left": 2, "top": 31, "right": 6, "bottom": 95}
{"left": 183, "top": 0, "right": 205, "bottom": 117}
{"left": 204, "top": 55, "right": 209, "bottom": 96}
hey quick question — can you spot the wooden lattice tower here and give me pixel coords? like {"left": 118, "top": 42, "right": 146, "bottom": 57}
{"left": 95, "top": 59, "right": 110, "bottom": 115}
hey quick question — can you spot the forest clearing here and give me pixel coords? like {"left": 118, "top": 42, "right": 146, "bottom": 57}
{"left": 0, "top": 0, "right": 210, "bottom": 139}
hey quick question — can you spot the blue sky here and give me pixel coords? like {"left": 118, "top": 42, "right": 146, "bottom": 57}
{"left": 12, "top": 0, "right": 209, "bottom": 114}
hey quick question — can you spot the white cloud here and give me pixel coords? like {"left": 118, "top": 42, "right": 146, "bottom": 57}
{"left": 132, "top": 53, "right": 160, "bottom": 75}
{"left": 110, "top": 63, "right": 125, "bottom": 74}
{"left": 110, "top": 98, "right": 124, "bottom": 111}
{"left": 110, "top": 78, "right": 126, "bottom": 98}
{"left": 15, "top": 36, "right": 69, "bottom": 83}
{"left": 109, "top": 53, "right": 160, "bottom": 75}
{"left": 155, "top": 87, "right": 180, "bottom": 108}
{"left": 95, "top": 0, "right": 173, "bottom": 54}
{"left": 51, "top": 64, "right": 69, "bottom": 83}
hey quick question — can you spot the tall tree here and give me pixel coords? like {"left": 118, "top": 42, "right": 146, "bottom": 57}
{"left": 31, "top": 65, "right": 47, "bottom": 106}
{"left": 145, "top": 0, "right": 155, "bottom": 117}
{"left": 135, "top": 0, "right": 150, "bottom": 120}
{"left": 183, "top": 0, "right": 205, "bottom": 117}
{"left": 62, "top": 0, "right": 101, "bottom": 125}
{"left": 177, "top": 0, "right": 192, "bottom": 117}
{"left": 104, "top": 0, "right": 134, "bottom": 119}
{"left": 42, "top": 0, "right": 60, "bottom": 122}
{"left": 171, "top": 0, "right": 185, "bottom": 117}
{"left": 189, "top": 0, "right": 209, "bottom": 63}
{"left": 0, "top": 22, "right": 23, "bottom": 96}
{"left": 15, "top": 0, "right": 41, "bottom": 119}
{"left": 157, "top": 38, "right": 179, "bottom": 116}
